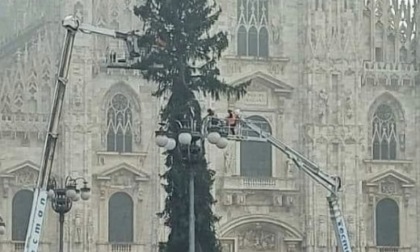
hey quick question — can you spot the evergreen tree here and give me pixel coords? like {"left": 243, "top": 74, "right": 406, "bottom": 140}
{"left": 134, "top": 0, "right": 249, "bottom": 251}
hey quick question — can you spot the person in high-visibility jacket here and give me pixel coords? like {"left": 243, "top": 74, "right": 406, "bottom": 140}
{"left": 226, "top": 109, "right": 237, "bottom": 135}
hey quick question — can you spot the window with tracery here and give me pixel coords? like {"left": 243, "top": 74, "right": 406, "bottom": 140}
{"left": 237, "top": 0, "right": 269, "bottom": 58}
{"left": 376, "top": 198, "right": 399, "bottom": 246}
{"left": 372, "top": 104, "right": 397, "bottom": 160}
{"left": 106, "top": 94, "right": 133, "bottom": 153}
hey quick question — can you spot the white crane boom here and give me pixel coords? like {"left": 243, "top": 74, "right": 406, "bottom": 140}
{"left": 203, "top": 117, "right": 352, "bottom": 252}
{"left": 24, "top": 16, "right": 142, "bottom": 252}
{"left": 237, "top": 118, "right": 352, "bottom": 252}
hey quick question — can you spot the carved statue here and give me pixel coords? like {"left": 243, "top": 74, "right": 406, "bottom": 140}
{"left": 223, "top": 150, "right": 230, "bottom": 174}
{"left": 271, "top": 16, "right": 281, "bottom": 45}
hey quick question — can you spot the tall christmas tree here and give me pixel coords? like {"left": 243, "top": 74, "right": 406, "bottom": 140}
{"left": 134, "top": 0, "right": 248, "bottom": 251}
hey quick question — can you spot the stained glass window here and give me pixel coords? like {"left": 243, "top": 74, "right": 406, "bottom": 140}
{"left": 237, "top": 0, "right": 269, "bottom": 57}
{"left": 376, "top": 198, "right": 399, "bottom": 246}
{"left": 372, "top": 104, "right": 397, "bottom": 160}
{"left": 108, "top": 192, "right": 134, "bottom": 243}
{"left": 106, "top": 94, "right": 133, "bottom": 152}
{"left": 240, "top": 116, "right": 272, "bottom": 177}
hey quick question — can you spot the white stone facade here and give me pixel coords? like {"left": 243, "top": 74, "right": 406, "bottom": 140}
{"left": 0, "top": 0, "right": 418, "bottom": 252}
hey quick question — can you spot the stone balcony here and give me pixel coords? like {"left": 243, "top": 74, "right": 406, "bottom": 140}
{"left": 219, "top": 176, "right": 299, "bottom": 207}
{"left": 0, "top": 241, "right": 52, "bottom": 252}
{"left": 96, "top": 242, "right": 147, "bottom": 252}
{"left": 366, "top": 246, "right": 411, "bottom": 252}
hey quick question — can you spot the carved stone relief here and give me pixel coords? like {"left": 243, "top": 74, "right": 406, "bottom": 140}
{"left": 238, "top": 223, "right": 276, "bottom": 251}
{"left": 12, "top": 167, "right": 38, "bottom": 186}
{"left": 110, "top": 169, "right": 136, "bottom": 187}
{"left": 380, "top": 180, "right": 397, "bottom": 194}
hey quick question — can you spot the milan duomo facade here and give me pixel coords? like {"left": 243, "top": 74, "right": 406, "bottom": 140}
{"left": 0, "top": 0, "right": 419, "bottom": 251}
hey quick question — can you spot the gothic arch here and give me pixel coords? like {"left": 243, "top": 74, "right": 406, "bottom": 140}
{"left": 218, "top": 215, "right": 303, "bottom": 240}
{"left": 102, "top": 82, "right": 141, "bottom": 113}
{"left": 367, "top": 92, "right": 405, "bottom": 160}
{"left": 367, "top": 92, "right": 405, "bottom": 124}
{"left": 101, "top": 82, "right": 142, "bottom": 151}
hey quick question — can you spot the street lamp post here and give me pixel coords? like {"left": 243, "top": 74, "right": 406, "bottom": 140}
{"left": 155, "top": 115, "right": 228, "bottom": 252}
{"left": 47, "top": 176, "right": 91, "bottom": 252}
{"left": 0, "top": 216, "right": 5, "bottom": 235}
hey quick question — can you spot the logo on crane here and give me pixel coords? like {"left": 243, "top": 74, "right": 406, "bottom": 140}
{"left": 25, "top": 190, "right": 48, "bottom": 252}
{"left": 337, "top": 218, "right": 351, "bottom": 252}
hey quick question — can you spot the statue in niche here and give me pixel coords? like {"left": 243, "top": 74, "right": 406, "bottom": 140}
{"left": 223, "top": 150, "right": 230, "bottom": 174}
{"left": 134, "top": 118, "right": 141, "bottom": 143}
{"left": 344, "top": 91, "right": 353, "bottom": 119}
{"left": 318, "top": 89, "right": 328, "bottom": 124}
{"left": 238, "top": 223, "right": 276, "bottom": 250}
{"left": 359, "top": 220, "right": 366, "bottom": 246}
{"left": 271, "top": 16, "right": 281, "bottom": 45}
{"left": 74, "top": 211, "right": 82, "bottom": 243}
{"left": 317, "top": 216, "right": 327, "bottom": 247}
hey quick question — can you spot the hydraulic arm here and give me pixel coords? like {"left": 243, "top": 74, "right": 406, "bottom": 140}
{"left": 235, "top": 118, "right": 352, "bottom": 252}
{"left": 24, "top": 16, "right": 142, "bottom": 252}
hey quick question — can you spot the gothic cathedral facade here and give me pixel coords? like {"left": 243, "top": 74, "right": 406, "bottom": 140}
{"left": 0, "top": 0, "right": 418, "bottom": 252}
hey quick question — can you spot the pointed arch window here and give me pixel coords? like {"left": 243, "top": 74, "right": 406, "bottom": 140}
{"left": 108, "top": 192, "right": 134, "bottom": 243}
{"left": 376, "top": 198, "right": 399, "bottom": 246}
{"left": 240, "top": 115, "right": 272, "bottom": 177}
{"left": 237, "top": 0, "right": 269, "bottom": 57}
{"left": 372, "top": 104, "right": 397, "bottom": 160}
{"left": 106, "top": 93, "right": 133, "bottom": 153}
{"left": 12, "top": 190, "right": 33, "bottom": 241}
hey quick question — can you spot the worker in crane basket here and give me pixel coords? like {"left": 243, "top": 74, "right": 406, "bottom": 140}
{"left": 226, "top": 109, "right": 237, "bottom": 135}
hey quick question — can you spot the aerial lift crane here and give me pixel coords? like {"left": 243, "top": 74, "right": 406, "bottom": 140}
{"left": 25, "top": 14, "right": 351, "bottom": 252}
{"left": 216, "top": 118, "right": 352, "bottom": 252}
{"left": 24, "top": 16, "right": 143, "bottom": 252}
